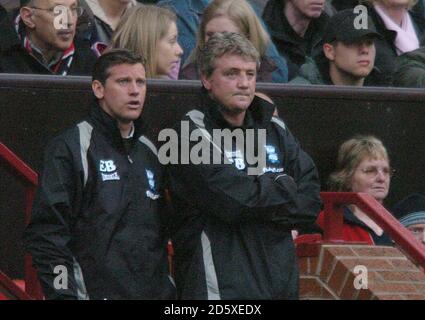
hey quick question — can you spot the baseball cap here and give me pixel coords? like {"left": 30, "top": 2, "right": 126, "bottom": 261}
{"left": 323, "top": 9, "right": 381, "bottom": 44}
{"left": 392, "top": 193, "right": 425, "bottom": 228}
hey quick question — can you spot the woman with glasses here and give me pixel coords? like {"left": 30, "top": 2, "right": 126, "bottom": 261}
{"left": 316, "top": 135, "right": 394, "bottom": 245}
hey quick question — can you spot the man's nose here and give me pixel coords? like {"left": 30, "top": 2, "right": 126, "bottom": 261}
{"left": 64, "top": 7, "right": 77, "bottom": 24}
{"left": 237, "top": 74, "right": 249, "bottom": 88}
{"left": 359, "top": 43, "right": 370, "bottom": 54}
{"left": 128, "top": 81, "right": 140, "bottom": 95}
{"left": 421, "top": 230, "right": 425, "bottom": 245}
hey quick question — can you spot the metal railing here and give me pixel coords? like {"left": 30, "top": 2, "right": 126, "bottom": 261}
{"left": 321, "top": 192, "right": 425, "bottom": 269}
{"left": 0, "top": 142, "right": 42, "bottom": 299}
{"left": 0, "top": 270, "right": 32, "bottom": 300}
{"left": 2, "top": 137, "right": 425, "bottom": 297}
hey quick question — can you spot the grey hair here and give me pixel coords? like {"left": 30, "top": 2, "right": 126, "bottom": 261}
{"left": 198, "top": 31, "right": 260, "bottom": 78}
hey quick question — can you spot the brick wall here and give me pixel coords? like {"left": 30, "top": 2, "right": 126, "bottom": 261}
{"left": 299, "top": 244, "right": 425, "bottom": 300}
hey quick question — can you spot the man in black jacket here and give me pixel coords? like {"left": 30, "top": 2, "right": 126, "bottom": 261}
{"left": 290, "top": 9, "right": 383, "bottom": 86}
{"left": 24, "top": 49, "right": 175, "bottom": 299}
{"left": 263, "top": 0, "right": 329, "bottom": 80}
{"left": 0, "top": 0, "right": 96, "bottom": 75}
{"left": 166, "top": 32, "right": 321, "bottom": 300}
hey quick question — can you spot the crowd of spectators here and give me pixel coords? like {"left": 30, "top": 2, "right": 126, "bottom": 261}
{"left": 2, "top": 0, "right": 425, "bottom": 86}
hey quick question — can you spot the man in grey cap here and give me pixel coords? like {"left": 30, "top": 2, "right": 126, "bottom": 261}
{"left": 393, "top": 193, "right": 425, "bottom": 245}
{"left": 291, "top": 8, "right": 384, "bottom": 86}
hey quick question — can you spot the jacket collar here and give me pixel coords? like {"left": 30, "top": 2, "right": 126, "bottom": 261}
{"left": 88, "top": 101, "right": 146, "bottom": 152}
{"left": 368, "top": 4, "right": 398, "bottom": 45}
{"left": 343, "top": 206, "right": 372, "bottom": 231}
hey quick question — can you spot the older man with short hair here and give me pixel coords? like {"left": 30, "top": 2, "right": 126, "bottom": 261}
{"left": 167, "top": 32, "right": 321, "bottom": 300}
{"left": 0, "top": 0, "right": 96, "bottom": 75}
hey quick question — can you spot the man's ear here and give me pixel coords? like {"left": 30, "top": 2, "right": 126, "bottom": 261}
{"left": 20, "top": 6, "right": 36, "bottom": 29}
{"left": 323, "top": 43, "right": 336, "bottom": 61}
{"left": 200, "top": 73, "right": 212, "bottom": 90}
{"left": 92, "top": 80, "right": 105, "bottom": 100}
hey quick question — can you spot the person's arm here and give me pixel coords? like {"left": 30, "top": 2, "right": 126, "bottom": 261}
{"left": 278, "top": 122, "right": 322, "bottom": 229}
{"left": 24, "top": 135, "right": 85, "bottom": 299}
{"left": 167, "top": 118, "right": 321, "bottom": 227}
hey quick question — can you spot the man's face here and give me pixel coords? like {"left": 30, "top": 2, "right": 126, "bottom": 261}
{"left": 201, "top": 53, "right": 256, "bottom": 116}
{"left": 92, "top": 63, "right": 147, "bottom": 125}
{"left": 289, "top": 0, "right": 325, "bottom": 18}
{"left": 22, "top": 0, "right": 78, "bottom": 52}
{"left": 326, "top": 38, "right": 376, "bottom": 80}
{"left": 407, "top": 224, "right": 425, "bottom": 245}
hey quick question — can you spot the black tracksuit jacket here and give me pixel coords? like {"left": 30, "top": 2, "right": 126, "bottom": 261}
{"left": 24, "top": 103, "right": 175, "bottom": 300}
{"left": 167, "top": 93, "right": 322, "bottom": 299}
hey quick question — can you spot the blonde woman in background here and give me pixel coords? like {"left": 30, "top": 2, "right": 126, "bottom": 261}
{"left": 109, "top": 4, "right": 183, "bottom": 79}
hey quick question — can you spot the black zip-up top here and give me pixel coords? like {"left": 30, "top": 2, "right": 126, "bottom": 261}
{"left": 24, "top": 103, "right": 175, "bottom": 299}
{"left": 167, "top": 92, "right": 321, "bottom": 299}
{"left": 262, "top": 0, "right": 329, "bottom": 80}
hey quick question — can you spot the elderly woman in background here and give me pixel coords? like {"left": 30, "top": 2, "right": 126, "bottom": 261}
{"left": 362, "top": 0, "right": 425, "bottom": 85}
{"left": 109, "top": 5, "right": 183, "bottom": 79}
{"left": 316, "top": 135, "right": 394, "bottom": 245}
{"left": 180, "top": 0, "right": 288, "bottom": 82}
